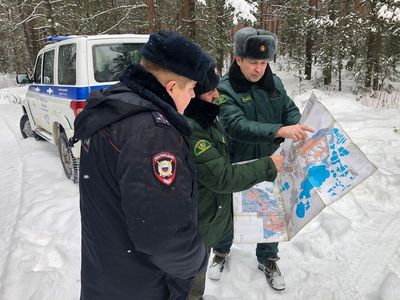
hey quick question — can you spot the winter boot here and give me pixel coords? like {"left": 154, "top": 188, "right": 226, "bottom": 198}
{"left": 258, "top": 259, "right": 285, "bottom": 291}
{"left": 208, "top": 253, "right": 228, "bottom": 281}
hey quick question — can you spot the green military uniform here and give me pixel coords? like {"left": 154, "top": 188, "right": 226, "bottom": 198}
{"left": 184, "top": 98, "right": 278, "bottom": 248}
{"left": 217, "top": 63, "right": 301, "bottom": 162}
{"left": 215, "top": 62, "right": 301, "bottom": 263}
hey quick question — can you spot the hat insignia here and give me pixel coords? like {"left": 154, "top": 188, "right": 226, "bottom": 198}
{"left": 260, "top": 45, "right": 266, "bottom": 52}
{"left": 153, "top": 152, "right": 177, "bottom": 186}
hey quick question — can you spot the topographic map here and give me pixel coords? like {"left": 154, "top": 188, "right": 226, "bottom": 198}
{"left": 233, "top": 95, "right": 377, "bottom": 243}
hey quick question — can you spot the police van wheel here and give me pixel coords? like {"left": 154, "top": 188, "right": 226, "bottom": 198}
{"left": 58, "top": 131, "right": 79, "bottom": 183}
{"left": 20, "top": 114, "right": 34, "bottom": 138}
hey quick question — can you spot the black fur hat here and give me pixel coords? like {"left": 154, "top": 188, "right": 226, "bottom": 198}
{"left": 234, "top": 27, "right": 277, "bottom": 60}
{"left": 141, "top": 31, "right": 212, "bottom": 82}
{"left": 194, "top": 64, "right": 220, "bottom": 96}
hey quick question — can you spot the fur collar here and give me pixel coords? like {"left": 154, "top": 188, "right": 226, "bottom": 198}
{"left": 185, "top": 98, "right": 220, "bottom": 130}
{"left": 228, "top": 60, "right": 276, "bottom": 94}
{"left": 119, "top": 64, "right": 191, "bottom": 136}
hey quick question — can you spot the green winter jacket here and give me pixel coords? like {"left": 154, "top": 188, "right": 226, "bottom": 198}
{"left": 217, "top": 62, "right": 301, "bottom": 162}
{"left": 185, "top": 98, "right": 277, "bottom": 247}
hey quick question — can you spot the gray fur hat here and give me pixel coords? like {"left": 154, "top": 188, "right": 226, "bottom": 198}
{"left": 234, "top": 27, "right": 277, "bottom": 60}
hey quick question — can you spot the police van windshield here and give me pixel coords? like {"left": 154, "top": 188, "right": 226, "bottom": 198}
{"left": 93, "top": 43, "right": 143, "bottom": 83}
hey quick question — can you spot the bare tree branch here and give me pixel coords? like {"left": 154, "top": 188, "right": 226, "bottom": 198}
{"left": 11, "top": 1, "right": 45, "bottom": 32}
{"left": 83, "top": 4, "right": 147, "bottom": 21}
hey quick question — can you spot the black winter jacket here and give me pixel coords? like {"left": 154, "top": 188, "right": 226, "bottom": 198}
{"left": 73, "top": 64, "right": 207, "bottom": 300}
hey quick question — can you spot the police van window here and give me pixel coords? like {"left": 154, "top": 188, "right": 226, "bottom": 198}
{"left": 43, "top": 50, "right": 55, "bottom": 84}
{"left": 58, "top": 44, "right": 76, "bottom": 85}
{"left": 93, "top": 43, "right": 143, "bottom": 82}
{"left": 33, "top": 54, "right": 43, "bottom": 84}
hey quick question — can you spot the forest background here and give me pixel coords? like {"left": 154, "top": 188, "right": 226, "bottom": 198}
{"left": 0, "top": 0, "right": 399, "bottom": 104}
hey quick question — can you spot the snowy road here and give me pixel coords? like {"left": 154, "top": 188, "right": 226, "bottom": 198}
{"left": 1, "top": 90, "right": 400, "bottom": 299}
{"left": 0, "top": 104, "right": 81, "bottom": 300}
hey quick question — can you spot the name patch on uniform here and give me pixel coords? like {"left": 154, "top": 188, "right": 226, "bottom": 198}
{"left": 194, "top": 140, "right": 211, "bottom": 156}
{"left": 241, "top": 95, "right": 252, "bottom": 103}
{"left": 153, "top": 152, "right": 176, "bottom": 186}
{"left": 213, "top": 95, "right": 228, "bottom": 105}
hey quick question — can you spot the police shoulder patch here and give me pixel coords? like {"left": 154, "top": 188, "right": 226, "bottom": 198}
{"left": 213, "top": 95, "right": 229, "bottom": 105}
{"left": 241, "top": 95, "right": 253, "bottom": 103}
{"left": 194, "top": 139, "right": 212, "bottom": 156}
{"left": 153, "top": 152, "right": 176, "bottom": 186}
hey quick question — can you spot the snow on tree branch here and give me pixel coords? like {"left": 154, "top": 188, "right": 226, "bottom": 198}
{"left": 378, "top": 4, "right": 400, "bottom": 23}
{"left": 225, "top": 0, "right": 258, "bottom": 25}
{"left": 196, "top": 0, "right": 257, "bottom": 25}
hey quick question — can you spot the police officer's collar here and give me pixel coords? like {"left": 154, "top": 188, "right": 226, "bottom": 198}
{"left": 185, "top": 98, "right": 220, "bottom": 130}
{"left": 228, "top": 60, "right": 276, "bottom": 94}
{"left": 119, "top": 64, "right": 191, "bottom": 136}
{"left": 120, "top": 64, "right": 177, "bottom": 110}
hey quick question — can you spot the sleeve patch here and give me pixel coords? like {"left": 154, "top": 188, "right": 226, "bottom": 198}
{"left": 213, "top": 95, "right": 228, "bottom": 105}
{"left": 194, "top": 140, "right": 212, "bottom": 156}
{"left": 153, "top": 152, "right": 176, "bottom": 186}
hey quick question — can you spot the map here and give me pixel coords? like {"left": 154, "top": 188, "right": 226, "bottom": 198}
{"left": 233, "top": 94, "right": 377, "bottom": 243}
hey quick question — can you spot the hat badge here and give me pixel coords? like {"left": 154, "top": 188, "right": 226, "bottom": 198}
{"left": 260, "top": 45, "right": 266, "bottom": 52}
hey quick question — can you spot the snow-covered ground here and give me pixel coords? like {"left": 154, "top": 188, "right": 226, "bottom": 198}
{"left": 0, "top": 74, "right": 399, "bottom": 300}
{"left": 0, "top": 74, "right": 18, "bottom": 89}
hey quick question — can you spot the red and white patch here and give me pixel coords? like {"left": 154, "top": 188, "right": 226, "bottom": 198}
{"left": 153, "top": 152, "right": 177, "bottom": 186}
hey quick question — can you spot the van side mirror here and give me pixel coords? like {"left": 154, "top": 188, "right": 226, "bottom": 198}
{"left": 16, "top": 73, "right": 32, "bottom": 84}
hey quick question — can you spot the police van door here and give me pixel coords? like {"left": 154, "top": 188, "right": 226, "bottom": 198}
{"left": 36, "top": 49, "right": 55, "bottom": 133}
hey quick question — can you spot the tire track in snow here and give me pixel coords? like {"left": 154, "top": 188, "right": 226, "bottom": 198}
{"left": 0, "top": 106, "right": 26, "bottom": 298}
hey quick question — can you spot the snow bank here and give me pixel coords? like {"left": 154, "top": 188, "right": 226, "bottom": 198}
{"left": 0, "top": 86, "right": 28, "bottom": 105}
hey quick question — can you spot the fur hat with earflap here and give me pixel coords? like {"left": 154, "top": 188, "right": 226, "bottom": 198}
{"left": 234, "top": 27, "right": 277, "bottom": 60}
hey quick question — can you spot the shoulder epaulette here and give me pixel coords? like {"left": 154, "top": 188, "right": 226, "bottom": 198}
{"left": 151, "top": 111, "right": 170, "bottom": 126}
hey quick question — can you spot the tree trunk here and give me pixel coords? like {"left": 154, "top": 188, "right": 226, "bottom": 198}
{"left": 181, "top": 0, "right": 195, "bottom": 39}
{"left": 372, "top": 29, "right": 381, "bottom": 90}
{"left": 44, "top": 0, "right": 57, "bottom": 36}
{"left": 323, "top": 0, "right": 335, "bottom": 86}
{"left": 17, "top": 1, "right": 41, "bottom": 69}
{"left": 305, "top": 0, "right": 318, "bottom": 80}
{"left": 273, "top": 20, "right": 279, "bottom": 62}
{"left": 146, "top": 0, "right": 158, "bottom": 32}
{"left": 365, "top": 31, "right": 374, "bottom": 88}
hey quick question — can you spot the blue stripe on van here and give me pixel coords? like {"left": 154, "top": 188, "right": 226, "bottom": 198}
{"left": 28, "top": 84, "right": 112, "bottom": 100}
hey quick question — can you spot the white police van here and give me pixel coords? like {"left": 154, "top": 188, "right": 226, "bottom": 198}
{"left": 17, "top": 34, "right": 149, "bottom": 182}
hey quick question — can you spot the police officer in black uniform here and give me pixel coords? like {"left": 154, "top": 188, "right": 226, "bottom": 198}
{"left": 71, "top": 31, "right": 213, "bottom": 300}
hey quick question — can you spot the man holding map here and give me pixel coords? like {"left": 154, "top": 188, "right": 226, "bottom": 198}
{"left": 212, "top": 27, "right": 313, "bottom": 291}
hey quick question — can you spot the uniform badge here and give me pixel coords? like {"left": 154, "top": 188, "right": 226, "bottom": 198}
{"left": 213, "top": 95, "right": 228, "bottom": 105}
{"left": 194, "top": 140, "right": 211, "bottom": 156}
{"left": 241, "top": 95, "right": 253, "bottom": 103}
{"left": 260, "top": 44, "right": 266, "bottom": 52}
{"left": 153, "top": 152, "right": 176, "bottom": 186}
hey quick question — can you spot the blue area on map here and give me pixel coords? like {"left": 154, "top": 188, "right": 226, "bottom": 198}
{"left": 280, "top": 182, "right": 290, "bottom": 192}
{"left": 299, "top": 165, "right": 330, "bottom": 199}
{"left": 296, "top": 164, "right": 330, "bottom": 218}
{"left": 296, "top": 201, "right": 311, "bottom": 218}
{"left": 333, "top": 128, "right": 347, "bottom": 145}
{"left": 327, "top": 128, "right": 354, "bottom": 195}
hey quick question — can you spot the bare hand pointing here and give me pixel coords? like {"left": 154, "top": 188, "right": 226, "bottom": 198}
{"left": 276, "top": 124, "right": 314, "bottom": 142}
